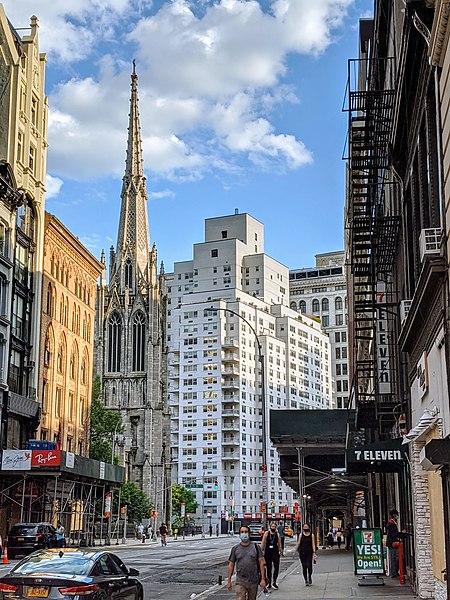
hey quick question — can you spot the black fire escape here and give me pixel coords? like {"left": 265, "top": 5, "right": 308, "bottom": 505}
{"left": 344, "top": 58, "right": 401, "bottom": 436}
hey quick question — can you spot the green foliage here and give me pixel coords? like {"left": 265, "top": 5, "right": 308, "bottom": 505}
{"left": 119, "top": 482, "right": 153, "bottom": 523}
{"left": 171, "top": 483, "right": 198, "bottom": 528}
{"left": 89, "top": 374, "right": 122, "bottom": 463}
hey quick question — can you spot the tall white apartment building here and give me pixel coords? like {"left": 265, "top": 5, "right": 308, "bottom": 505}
{"left": 289, "top": 251, "right": 349, "bottom": 409}
{"left": 166, "top": 213, "right": 332, "bottom": 527}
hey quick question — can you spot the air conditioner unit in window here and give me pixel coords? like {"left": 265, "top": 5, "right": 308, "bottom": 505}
{"left": 400, "top": 299, "right": 411, "bottom": 325}
{"left": 419, "top": 228, "right": 442, "bottom": 262}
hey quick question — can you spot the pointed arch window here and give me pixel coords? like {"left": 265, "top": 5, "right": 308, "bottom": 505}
{"left": 132, "top": 312, "right": 145, "bottom": 372}
{"left": 46, "top": 283, "right": 53, "bottom": 316}
{"left": 108, "top": 313, "right": 122, "bottom": 372}
{"left": 125, "top": 260, "right": 133, "bottom": 289}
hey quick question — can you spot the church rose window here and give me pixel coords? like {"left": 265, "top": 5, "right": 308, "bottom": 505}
{"left": 132, "top": 312, "right": 145, "bottom": 371}
{"left": 108, "top": 313, "right": 122, "bottom": 372}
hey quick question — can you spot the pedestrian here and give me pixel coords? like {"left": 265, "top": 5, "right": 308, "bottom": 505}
{"left": 295, "top": 522, "right": 317, "bottom": 586}
{"left": 137, "top": 523, "right": 144, "bottom": 540}
{"left": 227, "top": 525, "right": 266, "bottom": 600}
{"left": 345, "top": 524, "right": 352, "bottom": 550}
{"left": 55, "top": 521, "right": 65, "bottom": 548}
{"left": 209, "top": 524, "right": 213, "bottom": 537}
{"left": 326, "top": 530, "right": 334, "bottom": 547}
{"left": 336, "top": 529, "right": 342, "bottom": 549}
{"left": 261, "top": 522, "right": 282, "bottom": 590}
{"left": 159, "top": 522, "right": 168, "bottom": 546}
{"left": 216, "top": 523, "right": 219, "bottom": 537}
{"left": 386, "top": 509, "right": 407, "bottom": 578}
{"left": 276, "top": 520, "right": 285, "bottom": 555}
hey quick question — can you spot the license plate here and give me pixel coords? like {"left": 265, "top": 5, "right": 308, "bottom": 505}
{"left": 26, "top": 587, "right": 49, "bottom": 598}
{"left": 18, "top": 537, "right": 25, "bottom": 541}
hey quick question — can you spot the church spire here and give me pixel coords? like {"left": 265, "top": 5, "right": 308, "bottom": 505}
{"left": 114, "top": 62, "right": 151, "bottom": 286}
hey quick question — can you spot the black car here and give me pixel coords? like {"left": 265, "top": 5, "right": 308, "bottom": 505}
{"left": 0, "top": 548, "right": 143, "bottom": 600}
{"left": 6, "top": 523, "right": 56, "bottom": 559}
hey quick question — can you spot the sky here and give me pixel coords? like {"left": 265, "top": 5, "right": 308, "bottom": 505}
{"left": 6, "top": 0, "right": 372, "bottom": 272}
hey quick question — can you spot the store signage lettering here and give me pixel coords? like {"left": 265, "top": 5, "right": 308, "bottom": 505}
{"left": 354, "top": 449, "right": 403, "bottom": 462}
{"left": 31, "top": 450, "right": 61, "bottom": 467}
{"left": 353, "top": 529, "right": 384, "bottom": 575}
{"left": 1, "top": 450, "right": 31, "bottom": 470}
{"left": 377, "top": 283, "right": 391, "bottom": 394}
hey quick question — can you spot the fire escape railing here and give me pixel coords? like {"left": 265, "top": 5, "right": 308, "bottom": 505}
{"left": 344, "top": 58, "right": 401, "bottom": 432}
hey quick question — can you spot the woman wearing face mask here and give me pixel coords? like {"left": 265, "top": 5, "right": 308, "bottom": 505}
{"left": 295, "top": 522, "right": 317, "bottom": 586}
{"left": 261, "top": 522, "right": 282, "bottom": 590}
{"left": 228, "top": 525, "right": 266, "bottom": 599}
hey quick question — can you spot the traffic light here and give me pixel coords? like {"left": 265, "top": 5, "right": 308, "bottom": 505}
{"left": 214, "top": 478, "right": 219, "bottom": 490}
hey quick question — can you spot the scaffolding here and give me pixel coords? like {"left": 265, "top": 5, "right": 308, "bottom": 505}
{"left": 344, "top": 57, "right": 401, "bottom": 434}
{"left": 0, "top": 453, "right": 125, "bottom": 546}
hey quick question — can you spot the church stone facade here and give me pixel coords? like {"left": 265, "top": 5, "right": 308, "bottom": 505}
{"left": 94, "top": 66, "right": 170, "bottom": 522}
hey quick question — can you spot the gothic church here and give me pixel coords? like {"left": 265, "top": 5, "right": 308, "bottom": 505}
{"left": 94, "top": 65, "right": 169, "bottom": 520}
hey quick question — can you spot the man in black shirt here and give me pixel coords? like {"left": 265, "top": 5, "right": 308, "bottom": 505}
{"left": 386, "top": 509, "right": 407, "bottom": 577}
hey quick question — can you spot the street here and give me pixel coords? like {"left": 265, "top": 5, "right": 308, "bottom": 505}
{"left": 0, "top": 536, "right": 296, "bottom": 600}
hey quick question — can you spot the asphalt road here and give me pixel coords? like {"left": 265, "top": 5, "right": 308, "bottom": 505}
{"left": 0, "top": 536, "right": 296, "bottom": 600}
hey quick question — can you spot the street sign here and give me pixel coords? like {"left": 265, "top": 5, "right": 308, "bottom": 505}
{"left": 353, "top": 528, "right": 385, "bottom": 576}
{"left": 185, "top": 484, "right": 203, "bottom": 489}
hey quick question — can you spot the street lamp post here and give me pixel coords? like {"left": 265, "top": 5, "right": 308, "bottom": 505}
{"left": 211, "top": 305, "right": 268, "bottom": 529}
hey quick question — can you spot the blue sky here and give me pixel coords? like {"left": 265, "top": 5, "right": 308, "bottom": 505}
{"left": 7, "top": 0, "right": 372, "bottom": 272}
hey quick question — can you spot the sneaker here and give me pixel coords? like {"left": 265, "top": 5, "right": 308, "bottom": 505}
{"left": 305, "top": 581, "right": 310, "bottom": 586}
{"left": 267, "top": 584, "right": 272, "bottom": 589}
{"left": 273, "top": 583, "right": 279, "bottom": 589}
{"left": 308, "top": 579, "right": 312, "bottom": 585}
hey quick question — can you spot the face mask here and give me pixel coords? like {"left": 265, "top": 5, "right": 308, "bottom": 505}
{"left": 270, "top": 528, "right": 276, "bottom": 532}
{"left": 240, "top": 533, "right": 249, "bottom": 542}
{"left": 303, "top": 529, "right": 310, "bottom": 533}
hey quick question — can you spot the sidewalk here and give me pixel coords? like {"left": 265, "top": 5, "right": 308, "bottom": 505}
{"left": 261, "top": 548, "right": 417, "bottom": 599}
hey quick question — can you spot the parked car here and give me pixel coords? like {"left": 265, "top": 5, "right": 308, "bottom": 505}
{"left": 6, "top": 523, "right": 56, "bottom": 559}
{"left": 0, "top": 548, "right": 143, "bottom": 600}
{"left": 248, "top": 523, "right": 265, "bottom": 541}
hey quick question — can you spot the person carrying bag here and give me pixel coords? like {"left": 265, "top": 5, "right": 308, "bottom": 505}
{"left": 295, "top": 522, "right": 317, "bottom": 586}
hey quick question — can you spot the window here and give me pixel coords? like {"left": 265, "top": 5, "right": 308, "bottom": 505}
{"left": 335, "top": 332, "right": 340, "bottom": 343}
{"left": 322, "top": 315, "right": 329, "bottom": 327}
{"left": 211, "top": 249, "right": 218, "bottom": 258}
{"left": 132, "top": 312, "right": 145, "bottom": 371}
{"left": 335, "top": 296, "right": 343, "bottom": 311}
{"left": 312, "top": 299, "right": 320, "bottom": 313}
{"left": 55, "top": 387, "right": 62, "bottom": 417}
{"left": 299, "top": 300, "right": 306, "bottom": 314}
{"left": 290, "top": 301, "right": 297, "bottom": 310}
{"left": 31, "top": 96, "right": 38, "bottom": 127}
{"left": 69, "top": 352, "right": 76, "bottom": 379}
{"left": 125, "top": 260, "right": 133, "bottom": 288}
{"left": 221, "top": 230, "right": 228, "bottom": 239}
{"left": 57, "top": 343, "right": 65, "bottom": 373}
{"left": 29, "top": 145, "right": 36, "bottom": 175}
{"left": 322, "top": 298, "right": 329, "bottom": 312}
{"left": 107, "top": 313, "right": 122, "bottom": 372}
{"left": 335, "top": 314, "right": 343, "bottom": 326}
{"left": 44, "top": 336, "right": 51, "bottom": 367}
{"left": 46, "top": 283, "right": 53, "bottom": 316}
{"left": 17, "top": 131, "right": 23, "bottom": 163}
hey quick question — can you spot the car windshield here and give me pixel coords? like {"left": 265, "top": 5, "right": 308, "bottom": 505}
{"left": 10, "top": 526, "right": 38, "bottom": 535}
{"left": 12, "top": 553, "right": 94, "bottom": 576}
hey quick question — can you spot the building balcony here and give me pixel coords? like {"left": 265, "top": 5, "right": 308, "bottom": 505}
{"left": 223, "top": 394, "right": 240, "bottom": 403}
{"left": 222, "top": 366, "right": 240, "bottom": 375}
{"left": 222, "top": 378, "right": 240, "bottom": 389}
{"left": 222, "top": 408, "right": 240, "bottom": 417}
{"left": 222, "top": 421, "right": 240, "bottom": 431}
{"left": 222, "top": 338, "right": 239, "bottom": 349}
{"left": 168, "top": 370, "right": 180, "bottom": 379}
{"left": 222, "top": 437, "right": 239, "bottom": 446}
{"left": 222, "top": 352, "right": 240, "bottom": 363}
{"left": 222, "top": 452, "right": 239, "bottom": 460}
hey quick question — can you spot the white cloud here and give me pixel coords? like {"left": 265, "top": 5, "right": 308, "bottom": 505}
{"left": 46, "top": 174, "right": 64, "bottom": 198}
{"left": 6, "top": 0, "right": 352, "bottom": 183}
{"left": 149, "top": 189, "right": 175, "bottom": 199}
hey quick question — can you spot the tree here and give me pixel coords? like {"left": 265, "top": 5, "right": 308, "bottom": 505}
{"left": 118, "top": 482, "right": 153, "bottom": 523}
{"left": 171, "top": 483, "right": 198, "bottom": 528}
{"left": 89, "top": 374, "right": 122, "bottom": 463}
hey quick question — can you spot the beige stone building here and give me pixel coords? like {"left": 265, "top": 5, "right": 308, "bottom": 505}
{"left": 0, "top": 6, "right": 48, "bottom": 448}
{"left": 38, "top": 213, "right": 103, "bottom": 455}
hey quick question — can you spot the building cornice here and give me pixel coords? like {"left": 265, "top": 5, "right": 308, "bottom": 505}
{"left": 429, "top": 0, "right": 450, "bottom": 66}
